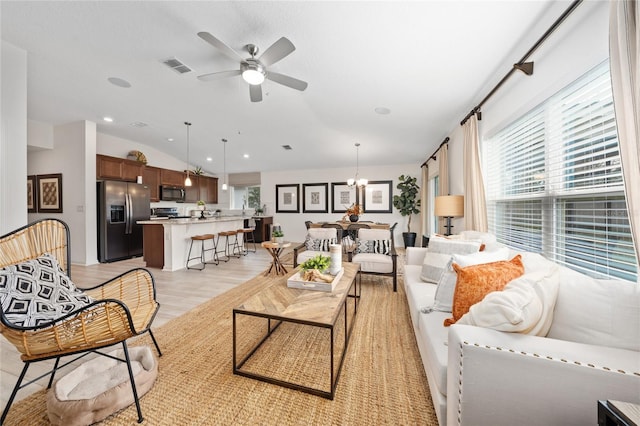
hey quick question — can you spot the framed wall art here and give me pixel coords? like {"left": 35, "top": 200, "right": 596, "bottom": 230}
{"left": 302, "top": 183, "right": 328, "bottom": 213}
{"left": 37, "top": 173, "right": 63, "bottom": 213}
{"left": 331, "top": 182, "right": 358, "bottom": 213}
{"left": 275, "top": 184, "right": 300, "bottom": 213}
{"left": 27, "top": 175, "right": 37, "bottom": 213}
{"left": 362, "top": 180, "right": 392, "bottom": 213}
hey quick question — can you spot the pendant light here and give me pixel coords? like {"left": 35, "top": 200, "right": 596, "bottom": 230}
{"left": 184, "top": 122, "right": 192, "bottom": 187}
{"left": 221, "top": 138, "right": 228, "bottom": 191}
{"left": 347, "top": 143, "right": 368, "bottom": 187}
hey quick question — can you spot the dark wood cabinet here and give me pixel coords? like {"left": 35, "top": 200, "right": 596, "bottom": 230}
{"left": 142, "top": 166, "right": 161, "bottom": 202}
{"left": 184, "top": 176, "right": 218, "bottom": 204}
{"left": 96, "top": 155, "right": 212, "bottom": 204}
{"left": 142, "top": 224, "right": 164, "bottom": 268}
{"left": 161, "top": 169, "right": 185, "bottom": 187}
{"left": 122, "top": 159, "right": 143, "bottom": 182}
{"left": 205, "top": 177, "right": 218, "bottom": 204}
{"left": 184, "top": 176, "right": 200, "bottom": 203}
{"left": 252, "top": 216, "right": 273, "bottom": 243}
{"left": 97, "top": 154, "right": 143, "bottom": 182}
{"left": 97, "top": 154, "right": 125, "bottom": 180}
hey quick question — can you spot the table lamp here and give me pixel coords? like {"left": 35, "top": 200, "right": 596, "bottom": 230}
{"left": 434, "top": 195, "right": 464, "bottom": 236}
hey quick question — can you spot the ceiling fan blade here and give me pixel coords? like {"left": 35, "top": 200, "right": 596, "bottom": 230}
{"left": 266, "top": 71, "right": 308, "bottom": 91}
{"left": 249, "top": 84, "right": 263, "bottom": 102}
{"left": 197, "top": 69, "right": 241, "bottom": 82}
{"left": 258, "top": 37, "right": 295, "bottom": 67}
{"left": 197, "top": 31, "right": 244, "bottom": 62}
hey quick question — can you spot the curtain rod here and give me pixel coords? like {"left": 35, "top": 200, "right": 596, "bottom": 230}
{"left": 421, "top": 137, "right": 449, "bottom": 168}
{"left": 459, "top": 0, "right": 583, "bottom": 126}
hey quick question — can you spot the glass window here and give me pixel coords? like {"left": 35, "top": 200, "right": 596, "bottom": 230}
{"left": 231, "top": 185, "right": 261, "bottom": 211}
{"left": 484, "top": 61, "right": 637, "bottom": 282}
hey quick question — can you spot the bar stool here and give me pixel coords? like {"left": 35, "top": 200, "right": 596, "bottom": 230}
{"left": 186, "top": 234, "right": 217, "bottom": 270}
{"left": 237, "top": 220, "right": 257, "bottom": 255}
{"left": 217, "top": 230, "right": 241, "bottom": 261}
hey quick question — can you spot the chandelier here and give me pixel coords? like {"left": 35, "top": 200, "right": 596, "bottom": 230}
{"left": 347, "top": 143, "right": 368, "bottom": 187}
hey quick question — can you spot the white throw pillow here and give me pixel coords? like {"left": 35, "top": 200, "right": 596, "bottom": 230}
{"left": 457, "top": 266, "right": 560, "bottom": 336}
{"left": 424, "top": 247, "right": 510, "bottom": 313}
{"left": 419, "top": 237, "right": 481, "bottom": 283}
{"left": 547, "top": 267, "right": 640, "bottom": 351}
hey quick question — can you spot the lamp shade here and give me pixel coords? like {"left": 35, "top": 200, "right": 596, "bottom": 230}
{"left": 434, "top": 195, "right": 464, "bottom": 217}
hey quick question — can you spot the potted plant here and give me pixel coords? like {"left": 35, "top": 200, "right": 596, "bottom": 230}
{"left": 392, "top": 174, "right": 421, "bottom": 247}
{"left": 272, "top": 229, "right": 284, "bottom": 244}
{"left": 196, "top": 200, "right": 206, "bottom": 210}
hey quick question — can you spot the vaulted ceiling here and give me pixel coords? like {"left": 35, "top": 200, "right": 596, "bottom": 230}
{"left": 1, "top": 1, "right": 560, "bottom": 174}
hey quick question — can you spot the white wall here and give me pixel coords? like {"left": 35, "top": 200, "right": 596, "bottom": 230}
{"left": 28, "top": 121, "right": 97, "bottom": 264}
{"left": 262, "top": 163, "right": 422, "bottom": 245}
{"left": 28, "top": 119, "right": 54, "bottom": 150}
{"left": 442, "top": 0, "right": 609, "bottom": 233}
{"left": 1, "top": 42, "right": 28, "bottom": 234}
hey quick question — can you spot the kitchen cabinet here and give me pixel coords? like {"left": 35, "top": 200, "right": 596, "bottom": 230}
{"left": 252, "top": 216, "right": 273, "bottom": 243}
{"left": 96, "top": 154, "right": 143, "bottom": 182}
{"left": 122, "top": 159, "right": 143, "bottom": 181}
{"left": 142, "top": 224, "right": 164, "bottom": 268}
{"left": 205, "top": 176, "right": 218, "bottom": 204}
{"left": 184, "top": 176, "right": 200, "bottom": 203}
{"left": 142, "top": 166, "right": 161, "bottom": 202}
{"left": 184, "top": 176, "right": 218, "bottom": 204}
{"left": 97, "top": 154, "right": 125, "bottom": 180}
{"left": 161, "top": 169, "right": 185, "bottom": 187}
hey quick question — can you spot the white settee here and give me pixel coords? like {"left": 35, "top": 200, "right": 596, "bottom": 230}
{"left": 404, "top": 234, "right": 640, "bottom": 426}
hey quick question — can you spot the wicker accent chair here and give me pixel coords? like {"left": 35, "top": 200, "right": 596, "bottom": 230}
{"left": 0, "top": 219, "right": 161, "bottom": 424}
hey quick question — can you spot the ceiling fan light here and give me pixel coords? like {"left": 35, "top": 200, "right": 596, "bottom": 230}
{"left": 242, "top": 68, "right": 265, "bottom": 85}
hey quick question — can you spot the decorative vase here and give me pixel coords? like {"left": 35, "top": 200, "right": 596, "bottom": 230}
{"left": 349, "top": 214, "right": 359, "bottom": 222}
{"left": 274, "top": 236, "right": 284, "bottom": 244}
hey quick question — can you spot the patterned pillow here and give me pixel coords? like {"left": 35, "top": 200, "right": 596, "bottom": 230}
{"left": 0, "top": 254, "right": 95, "bottom": 327}
{"left": 355, "top": 239, "right": 391, "bottom": 255}
{"left": 305, "top": 236, "right": 336, "bottom": 251}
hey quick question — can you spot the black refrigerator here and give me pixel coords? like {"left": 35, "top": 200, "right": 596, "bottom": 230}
{"left": 97, "top": 180, "right": 150, "bottom": 262}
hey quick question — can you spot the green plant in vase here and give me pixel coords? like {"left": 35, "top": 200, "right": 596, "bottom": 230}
{"left": 300, "top": 255, "right": 333, "bottom": 283}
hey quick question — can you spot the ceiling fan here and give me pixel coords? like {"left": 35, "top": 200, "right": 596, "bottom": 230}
{"left": 197, "top": 32, "right": 308, "bottom": 102}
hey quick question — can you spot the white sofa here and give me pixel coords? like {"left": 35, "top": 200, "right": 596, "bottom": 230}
{"left": 404, "top": 239, "right": 640, "bottom": 426}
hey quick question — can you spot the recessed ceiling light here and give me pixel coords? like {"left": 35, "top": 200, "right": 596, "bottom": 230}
{"left": 107, "top": 77, "right": 132, "bottom": 88}
{"left": 375, "top": 107, "right": 391, "bottom": 115}
{"left": 103, "top": 116, "right": 113, "bottom": 122}
{"left": 167, "top": 138, "right": 174, "bottom": 142}
{"left": 243, "top": 154, "right": 249, "bottom": 158}
{"left": 206, "top": 157, "right": 212, "bottom": 162}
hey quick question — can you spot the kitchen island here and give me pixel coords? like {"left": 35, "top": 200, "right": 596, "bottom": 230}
{"left": 138, "top": 216, "right": 248, "bottom": 271}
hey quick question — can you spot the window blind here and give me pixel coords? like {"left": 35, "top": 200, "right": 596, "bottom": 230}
{"left": 485, "top": 61, "right": 637, "bottom": 282}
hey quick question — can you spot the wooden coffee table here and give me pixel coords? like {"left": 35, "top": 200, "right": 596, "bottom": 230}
{"left": 232, "top": 262, "right": 360, "bottom": 399}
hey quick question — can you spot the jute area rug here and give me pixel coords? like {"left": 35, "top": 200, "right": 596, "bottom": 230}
{"left": 7, "top": 270, "right": 437, "bottom": 425}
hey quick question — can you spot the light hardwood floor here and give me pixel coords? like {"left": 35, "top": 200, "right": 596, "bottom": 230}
{"left": 0, "top": 245, "right": 290, "bottom": 410}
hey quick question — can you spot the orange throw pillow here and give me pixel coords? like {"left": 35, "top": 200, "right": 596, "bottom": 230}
{"left": 444, "top": 255, "right": 524, "bottom": 326}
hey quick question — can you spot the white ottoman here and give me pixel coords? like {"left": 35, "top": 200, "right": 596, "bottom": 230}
{"left": 47, "top": 346, "right": 158, "bottom": 426}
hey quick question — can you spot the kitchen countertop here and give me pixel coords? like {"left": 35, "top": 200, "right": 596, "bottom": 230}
{"left": 138, "top": 216, "right": 247, "bottom": 225}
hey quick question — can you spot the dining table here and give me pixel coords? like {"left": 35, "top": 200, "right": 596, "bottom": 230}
{"left": 308, "top": 221, "right": 390, "bottom": 230}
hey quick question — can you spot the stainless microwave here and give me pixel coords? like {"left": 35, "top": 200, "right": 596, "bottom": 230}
{"left": 160, "top": 185, "right": 185, "bottom": 202}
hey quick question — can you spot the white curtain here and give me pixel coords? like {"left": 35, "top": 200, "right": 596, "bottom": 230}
{"left": 438, "top": 144, "right": 449, "bottom": 234}
{"left": 462, "top": 114, "right": 488, "bottom": 232}
{"left": 610, "top": 0, "right": 640, "bottom": 275}
{"left": 420, "top": 164, "right": 429, "bottom": 245}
